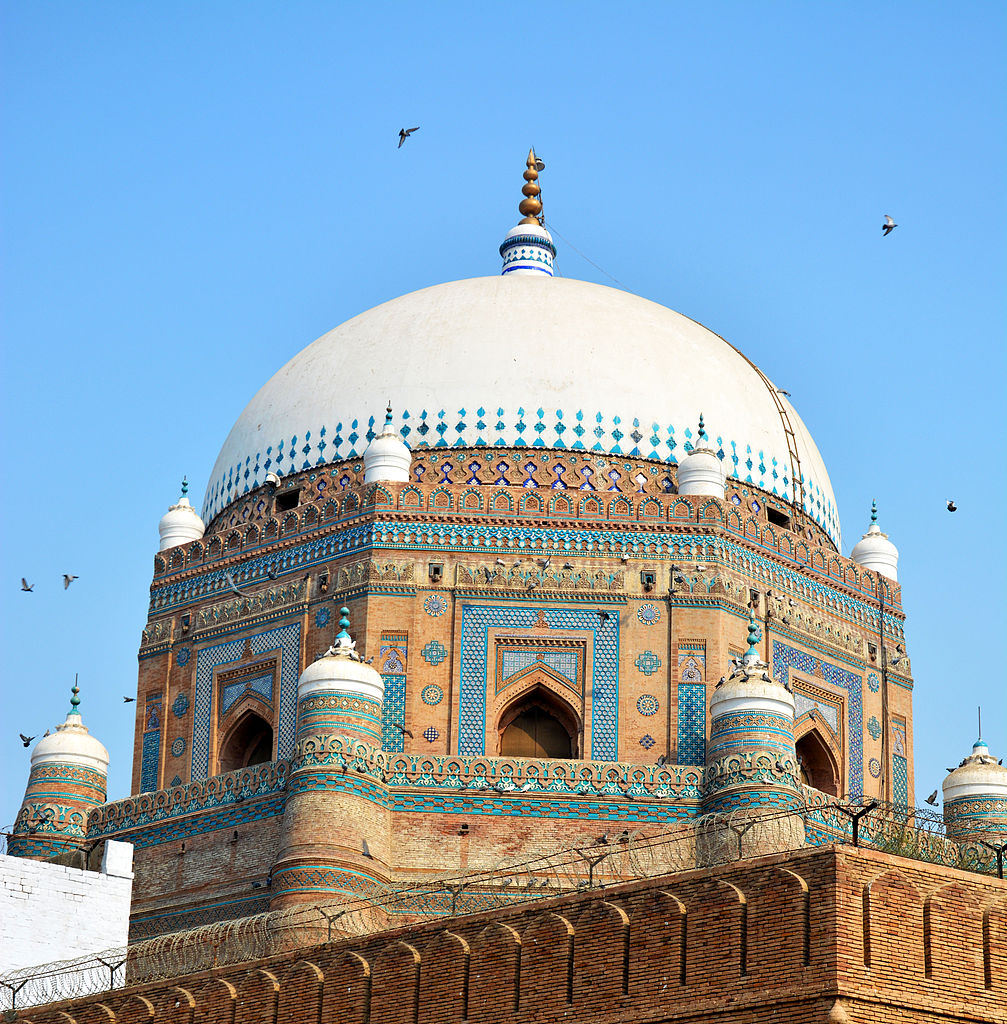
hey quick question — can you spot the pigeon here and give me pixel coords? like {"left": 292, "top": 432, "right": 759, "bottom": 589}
{"left": 620, "top": 555, "right": 630, "bottom": 563}
{"left": 593, "top": 834, "right": 609, "bottom": 846}
{"left": 526, "top": 580, "right": 539, "bottom": 591}
{"left": 536, "top": 556, "right": 551, "bottom": 569}
{"left": 123, "top": 696, "right": 135, "bottom": 703}
{"left": 775, "top": 760, "right": 787, "bottom": 773}
{"left": 224, "top": 571, "right": 251, "bottom": 597}
{"left": 63, "top": 574, "right": 78, "bottom": 589}
{"left": 397, "top": 126, "right": 420, "bottom": 148}
{"left": 598, "top": 610, "right": 611, "bottom": 623}
{"left": 266, "top": 565, "right": 279, "bottom": 580}
{"left": 361, "top": 838, "right": 374, "bottom": 859}
{"left": 21, "top": 578, "right": 33, "bottom": 592}
{"left": 882, "top": 214, "right": 897, "bottom": 236}
{"left": 563, "top": 561, "right": 574, "bottom": 570}
{"left": 391, "top": 723, "right": 414, "bottom": 739}
{"left": 925, "top": 790, "right": 938, "bottom": 805}
{"left": 946, "top": 500, "right": 957, "bottom": 512}
{"left": 623, "top": 790, "right": 637, "bottom": 801}
{"left": 19, "top": 733, "right": 34, "bottom": 747}
{"left": 777, "top": 389, "right": 791, "bottom": 397}
{"left": 657, "top": 754, "right": 668, "bottom": 766}
{"left": 946, "top": 768, "right": 955, "bottom": 773}
{"left": 495, "top": 558, "right": 506, "bottom": 566}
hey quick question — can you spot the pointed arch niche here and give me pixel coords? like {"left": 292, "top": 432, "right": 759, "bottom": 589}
{"left": 795, "top": 726, "right": 841, "bottom": 796}
{"left": 498, "top": 685, "right": 580, "bottom": 759}
{"left": 217, "top": 709, "right": 275, "bottom": 775}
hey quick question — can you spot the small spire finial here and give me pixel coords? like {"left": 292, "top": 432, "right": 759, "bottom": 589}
{"left": 698, "top": 414, "right": 707, "bottom": 442}
{"left": 870, "top": 499, "right": 877, "bottom": 525}
{"left": 384, "top": 403, "right": 393, "bottom": 429}
{"left": 742, "top": 609, "right": 762, "bottom": 663}
{"left": 336, "top": 607, "right": 351, "bottom": 640}
{"left": 181, "top": 476, "right": 189, "bottom": 498}
{"left": 518, "top": 147, "right": 543, "bottom": 225}
{"left": 69, "top": 673, "right": 81, "bottom": 715}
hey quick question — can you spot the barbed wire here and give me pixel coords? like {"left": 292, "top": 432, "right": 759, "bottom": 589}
{"left": 2, "top": 796, "right": 1002, "bottom": 1012}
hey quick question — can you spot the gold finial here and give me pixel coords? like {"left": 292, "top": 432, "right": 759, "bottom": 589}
{"left": 518, "top": 147, "right": 543, "bottom": 225}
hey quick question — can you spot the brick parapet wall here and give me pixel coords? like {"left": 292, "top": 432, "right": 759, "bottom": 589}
{"left": 19, "top": 845, "right": 1006, "bottom": 1023}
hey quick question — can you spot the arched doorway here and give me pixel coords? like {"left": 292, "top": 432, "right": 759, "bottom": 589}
{"left": 499, "top": 689, "right": 578, "bottom": 759}
{"left": 796, "top": 729, "right": 840, "bottom": 796}
{"left": 218, "top": 710, "right": 274, "bottom": 774}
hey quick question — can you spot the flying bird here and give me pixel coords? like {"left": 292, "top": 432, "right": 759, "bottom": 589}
{"left": 63, "top": 574, "right": 78, "bottom": 589}
{"left": 656, "top": 753, "right": 668, "bottom": 766}
{"left": 361, "top": 838, "right": 374, "bottom": 859}
{"left": 391, "top": 723, "right": 414, "bottom": 739}
{"left": 123, "top": 696, "right": 135, "bottom": 703}
{"left": 397, "top": 126, "right": 420, "bottom": 148}
{"left": 536, "top": 556, "right": 551, "bottom": 569}
{"left": 19, "top": 733, "right": 35, "bottom": 747}
{"left": 777, "top": 389, "right": 791, "bottom": 397}
{"left": 21, "top": 578, "right": 33, "bottom": 592}
{"left": 224, "top": 571, "right": 251, "bottom": 597}
{"left": 924, "top": 790, "right": 938, "bottom": 805}
{"left": 946, "top": 500, "right": 957, "bottom": 512}
{"left": 882, "top": 214, "right": 897, "bottom": 236}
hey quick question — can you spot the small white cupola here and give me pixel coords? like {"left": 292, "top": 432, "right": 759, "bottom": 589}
{"left": 297, "top": 607, "right": 385, "bottom": 705}
{"left": 499, "top": 148, "right": 556, "bottom": 276}
{"left": 158, "top": 477, "right": 206, "bottom": 552}
{"left": 676, "top": 414, "right": 726, "bottom": 498}
{"left": 850, "top": 501, "right": 899, "bottom": 582}
{"left": 363, "top": 405, "right": 411, "bottom": 484}
{"left": 31, "top": 682, "right": 110, "bottom": 776}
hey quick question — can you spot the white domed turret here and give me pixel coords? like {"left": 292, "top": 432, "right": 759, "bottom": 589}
{"left": 943, "top": 737, "right": 1007, "bottom": 843}
{"left": 499, "top": 148, "right": 556, "bottom": 276}
{"left": 676, "top": 414, "right": 727, "bottom": 498}
{"left": 9, "top": 683, "right": 110, "bottom": 860}
{"left": 297, "top": 608, "right": 385, "bottom": 707}
{"left": 158, "top": 477, "right": 205, "bottom": 551}
{"left": 363, "top": 406, "right": 412, "bottom": 484}
{"left": 851, "top": 501, "right": 898, "bottom": 582}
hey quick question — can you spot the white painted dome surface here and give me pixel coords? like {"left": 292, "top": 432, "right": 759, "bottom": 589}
{"left": 31, "top": 713, "right": 110, "bottom": 775}
{"left": 158, "top": 496, "right": 206, "bottom": 552}
{"left": 204, "top": 276, "right": 840, "bottom": 546}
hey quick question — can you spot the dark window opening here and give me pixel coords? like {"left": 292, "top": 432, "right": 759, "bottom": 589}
{"left": 275, "top": 489, "right": 300, "bottom": 512}
{"left": 501, "top": 706, "right": 572, "bottom": 759}
{"left": 796, "top": 730, "right": 840, "bottom": 796}
{"left": 218, "top": 711, "right": 274, "bottom": 774}
{"left": 767, "top": 507, "right": 791, "bottom": 528}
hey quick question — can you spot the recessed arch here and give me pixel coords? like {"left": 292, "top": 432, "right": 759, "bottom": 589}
{"left": 218, "top": 709, "right": 274, "bottom": 775}
{"left": 497, "top": 686, "right": 580, "bottom": 759}
{"left": 796, "top": 727, "right": 840, "bottom": 796}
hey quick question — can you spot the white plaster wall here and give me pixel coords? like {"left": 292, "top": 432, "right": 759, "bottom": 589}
{"left": 0, "top": 842, "right": 133, "bottom": 997}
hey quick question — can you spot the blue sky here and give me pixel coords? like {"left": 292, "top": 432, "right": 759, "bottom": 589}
{"left": 1, "top": 2, "right": 1004, "bottom": 829}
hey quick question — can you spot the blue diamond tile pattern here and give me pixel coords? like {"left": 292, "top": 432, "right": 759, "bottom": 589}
{"left": 220, "top": 671, "right": 274, "bottom": 716}
{"left": 676, "top": 683, "right": 706, "bottom": 765}
{"left": 421, "top": 640, "right": 448, "bottom": 666}
{"left": 635, "top": 651, "right": 661, "bottom": 676}
{"left": 423, "top": 727, "right": 439, "bottom": 743}
{"left": 893, "top": 754, "right": 908, "bottom": 809}
{"left": 639, "top": 734, "right": 655, "bottom": 750}
{"left": 459, "top": 605, "right": 620, "bottom": 760}
{"left": 773, "top": 640, "right": 864, "bottom": 798}
{"left": 192, "top": 623, "right": 301, "bottom": 781}
{"left": 500, "top": 649, "right": 580, "bottom": 687}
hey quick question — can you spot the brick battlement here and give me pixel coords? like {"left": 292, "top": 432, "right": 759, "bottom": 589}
{"left": 19, "top": 845, "right": 1006, "bottom": 1023}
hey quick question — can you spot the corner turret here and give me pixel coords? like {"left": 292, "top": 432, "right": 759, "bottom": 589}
{"left": 942, "top": 737, "right": 1007, "bottom": 843}
{"left": 158, "top": 477, "right": 205, "bottom": 551}
{"left": 676, "top": 415, "right": 726, "bottom": 497}
{"left": 363, "top": 405, "right": 412, "bottom": 484}
{"left": 850, "top": 501, "right": 899, "bottom": 582}
{"left": 9, "top": 683, "right": 110, "bottom": 860}
{"left": 270, "top": 609, "right": 389, "bottom": 909}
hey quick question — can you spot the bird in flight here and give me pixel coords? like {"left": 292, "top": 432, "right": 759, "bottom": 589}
{"left": 924, "top": 790, "right": 938, "bottom": 805}
{"left": 63, "top": 574, "right": 78, "bottom": 589}
{"left": 225, "top": 571, "right": 251, "bottom": 597}
{"left": 882, "top": 214, "right": 897, "bottom": 236}
{"left": 19, "top": 733, "right": 35, "bottom": 747}
{"left": 21, "top": 578, "right": 33, "bottom": 592}
{"left": 946, "top": 500, "right": 957, "bottom": 512}
{"left": 123, "top": 696, "right": 135, "bottom": 703}
{"left": 391, "top": 723, "right": 414, "bottom": 739}
{"left": 397, "top": 126, "right": 420, "bottom": 148}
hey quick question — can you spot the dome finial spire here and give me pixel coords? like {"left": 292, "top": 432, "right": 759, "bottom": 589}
{"left": 384, "top": 402, "right": 393, "bottom": 429}
{"left": 181, "top": 475, "right": 189, "bottom": 498}
{"left": 871, "top": 499, "right": 877, "bottom": 524}
{"left": 519, "top": 147, "right": 544, "bottom": 225}
{"left": 69, "top": 673, "right": 81, "bottom": 716}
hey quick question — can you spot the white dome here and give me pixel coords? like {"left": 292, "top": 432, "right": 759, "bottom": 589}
{"left": 31, "top": 711, "right": 110, "bottom": 775}
{"left": 363, "top": 409, "right": 412, "bottom": 484}
{"left": 850, "top": 504, "right": 898, "bottom": 582}
{"left": 677, "top": 417, "right": 727, "bottom": 498}
{"left": 203, "top": 276, "right": 840, "bottom": 547}
{"left": 943, "top": 741, "right": 1007, "bottom": 802}
{"left": 298, "top": 650, "right": 385, "bottom": 704}
{"left": 158, "top": 495, "right": 205, "bottom": 552}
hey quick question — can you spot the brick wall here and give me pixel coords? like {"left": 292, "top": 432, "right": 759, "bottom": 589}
{"left": 0, "top": 842, "right": 134, "bottom": 975}
{"left": 19, "top": 845, "right": 1006, "bottom": 1023}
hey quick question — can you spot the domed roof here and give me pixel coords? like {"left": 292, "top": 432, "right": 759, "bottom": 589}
{"left": 204, "top": 275, "right": 840, "bottom": 547}
{"left": 31, "top": 689, "right": 109, "bottom": 775}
